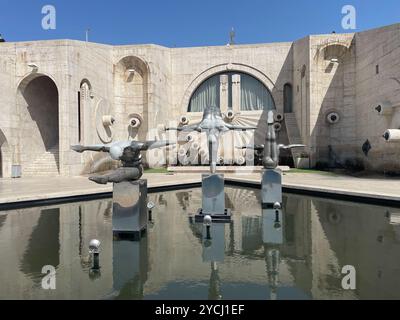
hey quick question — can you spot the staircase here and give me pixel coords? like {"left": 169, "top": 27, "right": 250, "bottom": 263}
{"left": 284, "top": 113, "right": 305, "bottom": 160}
{"left": 23, "top": 145, "right": 60, "bottom": 177}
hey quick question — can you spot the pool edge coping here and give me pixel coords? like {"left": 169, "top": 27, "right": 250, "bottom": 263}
{"left": 1, "top": 178, "right": 400, "bottom": 210}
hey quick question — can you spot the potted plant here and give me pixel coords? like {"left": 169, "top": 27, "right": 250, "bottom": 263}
{"left": 295, "top": 152, "right": 310, "bottom": 169}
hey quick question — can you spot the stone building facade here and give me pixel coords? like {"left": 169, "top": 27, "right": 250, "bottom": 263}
{"left": 1, "top": 23, "right": 400, "bottom": 178}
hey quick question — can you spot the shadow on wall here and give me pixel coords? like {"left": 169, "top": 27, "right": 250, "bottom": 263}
{"left": 0, "top": 129, "right": 7, "bottom": 178}
{"left": 311, "top": 41, "right": 363, "bottom": 171}
{"left": 22, "top": 76, "right": 59, "bottom": 151}
{"left": 253, "top": 45, "right": 293, "bottom": 166}
{"left": 114, "top": 56, "right": 149, "bottom": 142}
{"left": 0, "top": 215, "right": 6, "bottom": 230}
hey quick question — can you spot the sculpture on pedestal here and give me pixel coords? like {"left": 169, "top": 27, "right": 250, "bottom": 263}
{"left": 71, "top": 140, "right": 174, "bottom": 240}
{"left": 71, "top": 140, "right": 174, "bottom": 184}
{"left": 239, "top": 111, "right": 305, "bottom": 169}
{"left": 166, "top": 106, "right": 257, "bottom": 221}
{"left": 239, "top": 111, "right": 305, "bottom": 206}
{"left": 166, "top": 106, "right": 257, "bottom": 173}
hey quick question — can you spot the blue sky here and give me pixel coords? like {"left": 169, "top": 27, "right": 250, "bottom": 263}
{"left": 0, "top": 0, "right": 399, "bottom": 46}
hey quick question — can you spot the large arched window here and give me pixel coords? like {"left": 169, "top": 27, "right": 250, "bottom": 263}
{"left": 188, "top": 75, "right": 220, "bottom": 112}
{"left": 283, "top": 83, "right": 293, "bottom": 113}
{"left": 188, "top": 72, "right": 275, "bottom": 112}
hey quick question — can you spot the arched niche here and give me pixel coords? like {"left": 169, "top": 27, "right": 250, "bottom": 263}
{"left": 283, "top": 83, "right": 293, "bottom": 113}
{"left": 113, "top": 56, "right": 149, "bottom": 141}
{"left": 0, "top": 130, "right": 10, "bottom": 178}
{"left": 16, "top": 73, "right": 60, "bottom": 176}
{"left": 78, "top": 79, "right": 93, "bottom": 144}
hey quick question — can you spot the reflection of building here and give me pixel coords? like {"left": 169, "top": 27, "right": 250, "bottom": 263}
{"left": 313, "top": 199, "right": 400, "bottom": 300}
{"left": 1, "top": 187, "right": 400, "bottom": 299}
{"left": 2, "top": 23, "right": 400, "bottom": 176}
{"left": 0, "top": 200, "right": 113, "bottom": 299}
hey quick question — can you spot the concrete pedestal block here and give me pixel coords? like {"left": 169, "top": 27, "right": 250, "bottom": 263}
{"left": 112, "top": 179, "right": 148, "bottom": 240}
{"left": 261, "top": 169, "right": 282, "bottom": 206}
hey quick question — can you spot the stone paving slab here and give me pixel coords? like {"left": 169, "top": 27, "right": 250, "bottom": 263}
{"left": 0, "top": 173, "right": 201, "bottom": 206}
{"left": 167, "top": 166, "right": 291, "bottom": 173}
{"left": 226, "top": 172, "right": 400, "bottom": 203}
{"left": 1, "top": 172, "right": 400, "bottom": 207}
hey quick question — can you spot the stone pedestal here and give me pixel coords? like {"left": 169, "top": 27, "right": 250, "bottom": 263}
{"left": 261, "top": 169, "right": 282, "bottom": 206}
{"left": 195, "top": 173, "right": 231, "bottom": 222}
{"left": 262, "top": 208, "right": 283, "bottom": 245}
{"left": 112, "top": 179, "right": 148, "bottom": 240}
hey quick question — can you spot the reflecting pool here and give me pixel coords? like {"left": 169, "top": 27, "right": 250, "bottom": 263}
{"left": 0, "top": 186, "right": 400, "bottom": 300}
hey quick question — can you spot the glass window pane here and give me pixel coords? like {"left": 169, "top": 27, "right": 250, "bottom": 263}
{"left": 188, "top": 75, "right": 220, "bottom": 112}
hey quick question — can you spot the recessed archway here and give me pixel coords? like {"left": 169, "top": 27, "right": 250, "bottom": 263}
{"left": 17, "top": 74, "right": 59, "bottom": 176}
{"left": 114, "top": 56, "right": 149, "bottom": 142}
{"left": 79, "top": 79, "right": 93, "bottom": 144}
{"left": 0, "top": 130, "right": 8, "bottom": 178}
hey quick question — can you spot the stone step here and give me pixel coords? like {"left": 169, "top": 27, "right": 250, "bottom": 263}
{"left": 23, "top": 146, "right": 60, "bottom": 176}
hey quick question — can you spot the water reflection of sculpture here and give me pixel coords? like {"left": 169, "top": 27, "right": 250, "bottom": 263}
{"left": 202, "top": 221, "right": 225, "bottom": 300}
{"left": 263, "top": 205, "right": 283, "bottom": 300}
{"left": 71, "top": 140, "right": 174, "bottom": 184}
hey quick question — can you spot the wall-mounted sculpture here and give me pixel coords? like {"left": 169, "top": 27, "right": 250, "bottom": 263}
{"left": 383, "top": 129, "right": 400, "bottom": 142}
{"left": 375, "top": 101, "right": 395, "bottom": 116}
{"left": 95, "top": 99, "right": 115, "bottom": 144}
{"left": 239, "top": 111, "right": 305, "bottom": 205}
{"left": 326, "top": 111, "right": 341, "bottom": 124}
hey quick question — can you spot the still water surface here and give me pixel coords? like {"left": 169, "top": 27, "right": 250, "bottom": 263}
{"left": 0, "top": 186, "right": 399, "bottom": 300}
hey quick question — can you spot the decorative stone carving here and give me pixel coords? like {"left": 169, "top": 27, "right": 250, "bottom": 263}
{"left": 326, "top": 111, "right": 340, "bottom": 124}
{"left": 95, "top": 99, "right": 114, "bottom": 144}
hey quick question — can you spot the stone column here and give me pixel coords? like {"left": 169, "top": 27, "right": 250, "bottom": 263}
{"left": 219, "top": 75, "right": 229, "bottom": 112}
{"left": 232, "top": 74, "right": 241, "bottom": 112}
